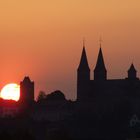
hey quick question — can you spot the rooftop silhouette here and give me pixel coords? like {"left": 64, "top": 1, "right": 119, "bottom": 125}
{"left": 0, "top": 43, "right": 140, "bottom": 140}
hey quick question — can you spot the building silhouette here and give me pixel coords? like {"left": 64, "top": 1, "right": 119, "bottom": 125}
{"left": 77, "top": 44, "right": 140, "bottom": 102}
{"left": 0, "top": 44, "right": 140, "bottom": 139}
{"left": 20, "top": 76, "right": 34, "bottom": 103}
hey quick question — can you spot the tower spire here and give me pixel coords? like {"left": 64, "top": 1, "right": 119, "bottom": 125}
{"left": 94, "top": 48, "right": 106, "bottom": 71}
{"left": 78, "top": 46, "right": 90, "bottom": 71}
{"left": 128, "top": 63, "right": 137, "bottom": 79}
{"left": 77, "top": 43, "right": 90, "bottom": 101}
{"left": 94, "top": 47, "right": 107, "bottom": 80}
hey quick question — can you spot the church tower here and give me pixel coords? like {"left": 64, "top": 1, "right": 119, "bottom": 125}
{"left": 20, "top": 76, "right": 34, "bottom": 103}
{"left": 77, "top": 45, "right": 90, "bottom": 101}
{"left": 128, "top": 63, "right": 137, "bottom": 80}
{"left": 94, "top": 47, "right": 107, "bottom": 80}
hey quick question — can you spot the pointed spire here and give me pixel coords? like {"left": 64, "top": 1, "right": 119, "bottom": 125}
{"left": 94, "top": 47, "right": 107, "bottom": 80}
{"left": 78, "top": 47, "right": 90, "bottom": 71}
{"left": 94, "top": 47, "right": 106, "bottom": 72}
{"left": 128, "top": 63, "right": 137, "bottom": 79}
{"left": 128, "top": 63, "right": 137, "bottom": 72}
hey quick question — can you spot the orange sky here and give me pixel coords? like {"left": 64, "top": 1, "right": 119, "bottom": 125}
{"left": 0, "top": 0, "right": 140, "bottom": 100}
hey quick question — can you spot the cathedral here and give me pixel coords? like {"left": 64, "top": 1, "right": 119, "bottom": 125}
{"left": 77, "top": 44, "right": 140, "bottom": 103}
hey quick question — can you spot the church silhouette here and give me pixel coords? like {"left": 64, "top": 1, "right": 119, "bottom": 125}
{"left": 0, "top": 43, "right": 140, "bottom": 140}
{"left": 77, "top": 43, "right": 140, "bottom": 104}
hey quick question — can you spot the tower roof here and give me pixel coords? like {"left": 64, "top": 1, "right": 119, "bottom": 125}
{"left": 94, "top": 47, "right": 107, "bottom": 72}
{"left": 78, "top": 47, "right": 90, "bottom": 71}
{"left": 128, "top": 63, "right": 137, "bottom": 72}
{"left": 22, "top": 76, "right": 32, "bottom": 83}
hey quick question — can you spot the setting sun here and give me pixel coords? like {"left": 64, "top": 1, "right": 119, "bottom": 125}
{"left": 0, "top": 84, "right": 20, "bottom": 101}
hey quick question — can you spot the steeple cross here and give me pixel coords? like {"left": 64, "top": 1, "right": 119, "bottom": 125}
{"left": 99, "top": 36, "right": 103, "bottom": 47}
{"left": 83, "top": 37, "right": 86, "bottom": 47}
{"left": 99, "top": 37, "right": 103, "bottom": 44}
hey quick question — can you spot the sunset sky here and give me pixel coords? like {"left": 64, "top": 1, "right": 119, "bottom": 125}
{"left": 0, "top": 0, "right": 140, "bottom": 100}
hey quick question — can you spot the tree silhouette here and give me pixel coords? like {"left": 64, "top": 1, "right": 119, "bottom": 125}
{"left": 37, "top": 91, "right": 46, "bottom": 102}
{"left": 46, "top": 90, "right": 66, "bottom": 101}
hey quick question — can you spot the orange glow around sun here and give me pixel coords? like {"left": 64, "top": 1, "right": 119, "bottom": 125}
{"left": 0, "top": 84, "right": 20, "bottom": 101}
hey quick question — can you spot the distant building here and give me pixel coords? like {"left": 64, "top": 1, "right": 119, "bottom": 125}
{"left": 20, "top": 76, "right": 34, "bottom": 103}
{"left": 77, "top": 43, "right": 140, "bottom": 102}
{"left": 76, "top": 43, "right": 140, "bottom": 139}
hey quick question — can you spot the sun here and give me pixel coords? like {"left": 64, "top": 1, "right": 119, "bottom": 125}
{"left": 0, "top": 83, "right": 20, "bottom": 101}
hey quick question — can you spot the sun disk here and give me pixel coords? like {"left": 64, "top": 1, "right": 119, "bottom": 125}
{"left": 0, "top": 83, "right": 20, "bottom": 101}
